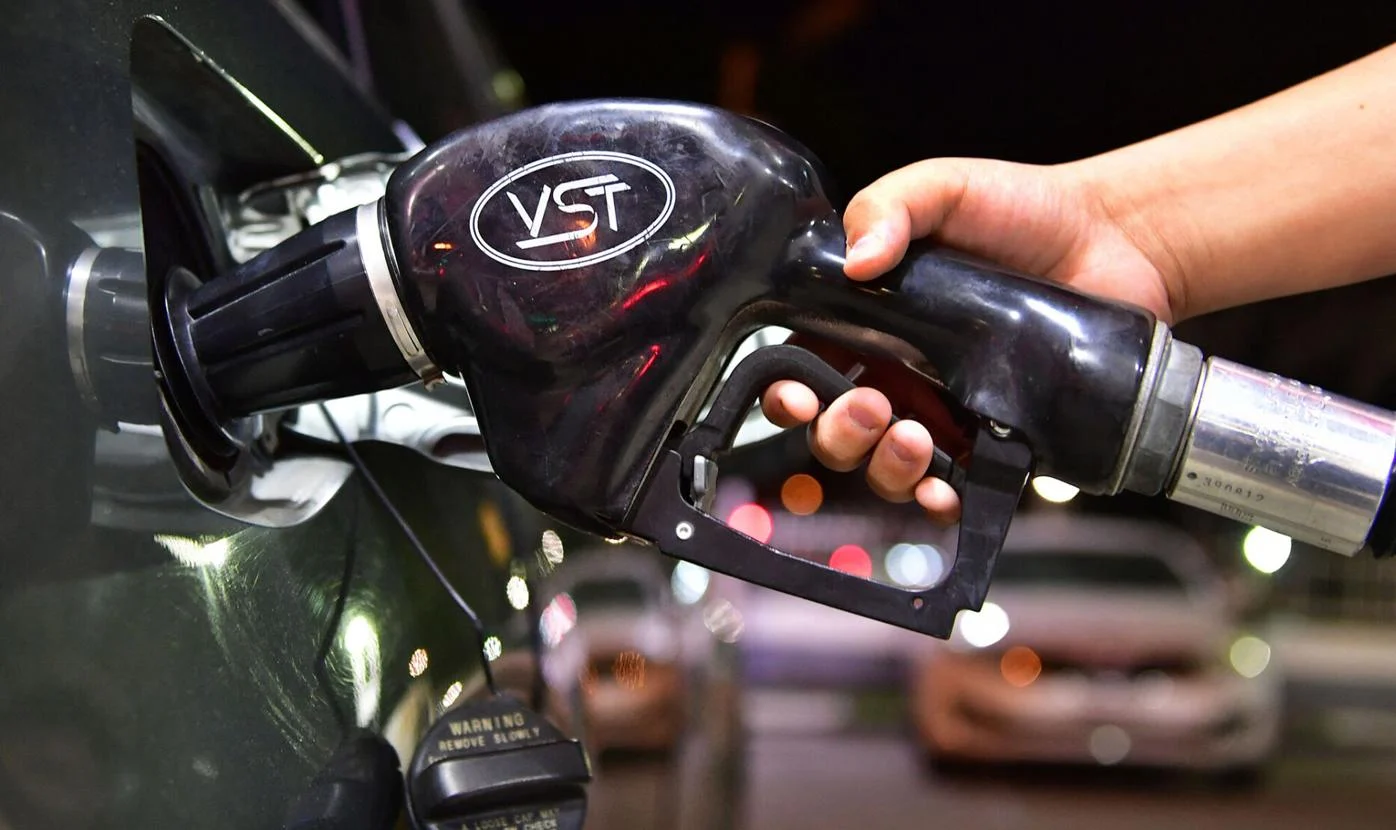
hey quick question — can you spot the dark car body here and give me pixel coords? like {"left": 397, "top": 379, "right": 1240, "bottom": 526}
{"left": 0, "top": 3, "right": 587, "bottom": 828}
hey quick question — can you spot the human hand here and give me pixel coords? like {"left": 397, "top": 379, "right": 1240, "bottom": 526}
{"left": 761, "top": 157, "right": 1183, "bottom": 523}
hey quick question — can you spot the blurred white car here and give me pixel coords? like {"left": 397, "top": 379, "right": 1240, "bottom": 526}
{"left": 909, "top": 514, "right": 1281, "bottom": 778}
{"left": 540, "top": 548, "right": 695, "bottom": 753}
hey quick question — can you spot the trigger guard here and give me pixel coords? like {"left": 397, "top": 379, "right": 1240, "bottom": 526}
{"left": 626, "top": 423, "right": 1033, "bottom": 639}
{"left": 683, "top": 344, "right": 865, "bottom": 461}
{"left": 680, "top": 343, "right": 965, "bottom": 498}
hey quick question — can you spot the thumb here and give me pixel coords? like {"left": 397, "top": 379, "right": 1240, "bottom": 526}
{"left": 842, "top": 159, "right": 972, "bottom": 281}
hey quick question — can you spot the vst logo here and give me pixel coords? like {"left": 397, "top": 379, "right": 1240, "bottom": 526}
{"left": 469, "top": 151, "right": 676, "bottom": 272}
{"left": 506, "top": 173, "right": 632, "bottom": 249}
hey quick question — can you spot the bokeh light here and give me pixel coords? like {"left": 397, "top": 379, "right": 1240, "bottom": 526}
{"left": 477, "top": 501, "right": 512, "bottom": 568}
{"left": 541, "top": 593, "right": 578, "bottom": 647}
{"left": 1243, "top": 526, "right": 1292, "bottom": 574}
{"left": 1088, "top": 725, "right": 1131, "bottom": 765}
{"left": 408, "top": 648, "right": 429, "bottom": 678}
{"left": 957, "top": 602, "right": 1010, "bottom": 648}
{"left": 1230, "top": 635, "right": 1272, "bottom": 678}
{"left": 541, "top": 529, "right": 565, "bottom": 565}
{"left": 672, "top": 561, "right": 711, "bottom": 605}
{"left": 703, "top": 600, "right": 745, "bottom": 643}
{"left": 506, "top": 575, "right": 530, "bottom": 610}
{"left": 884, "top": 543, "right": 946, "bottom": 588}
{"left": 780, "top": 473, "right": 824, "bottom": 515}
{"left": 1000, "top": 646, "right": 1042, "bottom": 687}
{"left": 1031, "top": 476, "right": 1080, "bottom": 503}
{"left": 829, "top": 544, "right": 873, "bottom": 578}
{"left": 440, "top": 681, "right": 463, "bottom": 709}
{"left": 728, "top": 503, "right": 774, "bottom": 544}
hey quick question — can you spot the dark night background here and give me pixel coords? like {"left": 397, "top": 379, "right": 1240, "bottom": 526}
{"left": 473, "top": 1, "right": 1396, "bottom": 407}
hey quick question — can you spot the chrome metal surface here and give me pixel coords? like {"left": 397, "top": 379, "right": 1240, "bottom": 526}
{"left": 1120, "top": 332, "right": 1203, "bottom": 495}
{"left": 691, "top": 455, "right": 715, "bottom": 504}
{"left": 292, "top": 383, "right": 491, "bottom": 473}
{"left": 226, "top": 151, "right": 407, "bottom": 261}
{"left": 64, "top": 245, "right": 100, "bottom": 409}
{"left": 357, "top": 200, "right": 442, "bottom": 384}
{"left": 1167, "top": 357, "right": 1396, "bottom": 554}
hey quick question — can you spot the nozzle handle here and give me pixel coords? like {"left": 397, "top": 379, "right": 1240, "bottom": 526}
{"left": 778, "top": 224, "right": 1160, "bottom": 494}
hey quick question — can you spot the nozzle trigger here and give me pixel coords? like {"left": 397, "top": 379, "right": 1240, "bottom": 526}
{"left": 678, "top": 344, "right": 962, "bottom": 492}
{"left": 626, "top": 343, "right": 1033, "bottom": 639}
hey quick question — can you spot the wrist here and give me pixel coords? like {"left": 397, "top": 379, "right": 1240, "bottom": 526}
{"left": 1068, "top": 152, "right": 1208, "bottom": 324}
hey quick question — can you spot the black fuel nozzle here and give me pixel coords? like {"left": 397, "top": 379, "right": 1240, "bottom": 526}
{"left": 151, "top": 99, "right": 1181, "bottom": 637}
{"left": 152, "top": 204, "right": 439, "bottom": 469}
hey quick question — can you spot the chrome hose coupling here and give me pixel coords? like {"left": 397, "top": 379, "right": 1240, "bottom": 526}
{"left": 1166, "top": 357, "right": 1396, "bottom": 555}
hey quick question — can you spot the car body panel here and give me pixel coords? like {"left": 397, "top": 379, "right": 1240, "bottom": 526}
{"left": 0, "top": 3, "right": 554, "bottom": 827}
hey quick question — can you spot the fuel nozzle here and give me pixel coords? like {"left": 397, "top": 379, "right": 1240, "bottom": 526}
{"left": 150, "top": 97, "right": 1396, "bottom": 643}
{"left": 152, "top": 203, "right": 439, "bottom": 468}
{"left": 145, "top": 98, "right": 1150, "bottom": 636}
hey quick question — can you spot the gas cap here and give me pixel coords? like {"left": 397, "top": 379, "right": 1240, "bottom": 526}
{"left": 406, "top": 694, "right": 591, "bottom": 829}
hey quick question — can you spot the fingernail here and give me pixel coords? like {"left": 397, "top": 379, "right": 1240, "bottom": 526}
{"left": 848, "top": 403, "right": 881, "bottom": 431}
{"left": 847, "top": 231, "right": 884, "bottom": 261}
{"left": 889, "top": 434, "right": 919, "bottom": 463}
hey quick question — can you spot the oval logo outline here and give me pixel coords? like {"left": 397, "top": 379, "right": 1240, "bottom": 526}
{"left": 468, "top": 150, "right": 677, "bottom": 273}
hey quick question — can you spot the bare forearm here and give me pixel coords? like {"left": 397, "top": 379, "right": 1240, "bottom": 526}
{"left": 1081, "top": 43, "right": 1396, "bottom": 321}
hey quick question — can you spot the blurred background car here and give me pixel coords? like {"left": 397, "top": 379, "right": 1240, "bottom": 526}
{"left": 909, "top": 515, "right": 1282, "bottom": 780}
{"left": 541, "top": 548, "right": 691, "bottom": 754}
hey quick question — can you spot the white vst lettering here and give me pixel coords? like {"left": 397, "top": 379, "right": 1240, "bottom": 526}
{"left": 507, "top": 185, "right": 551, "bottom": 238}
{"left": 506, "top": 174, "right": 631, "bottom": 249}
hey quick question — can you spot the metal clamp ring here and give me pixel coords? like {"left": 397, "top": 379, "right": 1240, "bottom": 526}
{"left": 356, "top": 200, "right": 442, "bottom": 385}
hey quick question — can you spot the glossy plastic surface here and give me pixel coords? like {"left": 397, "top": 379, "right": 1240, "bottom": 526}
{"left": 782, "top": 223, "right": 1157, "bottom": 491}
{"left": 382, "top": 100, "right": 1155, "bottom": 534}
{"left": 406, "top": 693, "right": 590, "bottom": 829}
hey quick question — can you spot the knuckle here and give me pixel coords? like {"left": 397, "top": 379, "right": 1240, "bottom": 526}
{"left": 846, "top": 194, "right": 890, "bottom": 227}
{"left": 866, "top": 443, "right": 919, "bottom": 501}
{"left": 810, "top": 422, "right": 862, "bottom": 472}
{"left": 867, "top": 469, "right": 914, "bottom": 504}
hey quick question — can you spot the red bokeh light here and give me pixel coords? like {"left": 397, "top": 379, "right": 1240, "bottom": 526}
{"left": 728, "top": 503, "right": 773, "bottom": 544}
{"left": 829, "top": 544, "right": 872, "bottom": 579}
